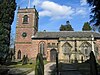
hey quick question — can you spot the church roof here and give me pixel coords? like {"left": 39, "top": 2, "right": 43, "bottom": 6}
{"left": 32, "top": 31, "right": 100, "bottom": 39}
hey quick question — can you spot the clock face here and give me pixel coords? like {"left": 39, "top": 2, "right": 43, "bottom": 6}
{"left": 22, "top": 32, "right": 27, "bottom": 37}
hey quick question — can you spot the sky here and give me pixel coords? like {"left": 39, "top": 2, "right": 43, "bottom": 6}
{"left": 11, "top": 0, "right": 91, "bottom": 35}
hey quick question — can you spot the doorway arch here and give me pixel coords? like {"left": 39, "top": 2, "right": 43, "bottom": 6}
{"left": 50, "top": 49, "right": 57, "bottom": 62}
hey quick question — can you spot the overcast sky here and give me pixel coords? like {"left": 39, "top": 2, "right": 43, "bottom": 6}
{"left": 11, "top": 0, "right": 91, "bottom": 35}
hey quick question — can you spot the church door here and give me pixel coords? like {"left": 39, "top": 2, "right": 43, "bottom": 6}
{"left": 50, "top": 49, "right": 57, "bottom": 62}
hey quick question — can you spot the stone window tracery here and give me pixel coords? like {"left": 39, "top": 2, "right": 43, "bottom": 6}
{"left": 62, "top": 42, "right": 72, "bottom": 55}
{"left": 80, "top": 42, "right": 91, "bottom": 56}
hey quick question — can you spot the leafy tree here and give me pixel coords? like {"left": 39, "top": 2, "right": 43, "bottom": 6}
{"left": 60, "top": 21, "right": 74, "bottom": 31}
{"left": 87, "top": 0, "right": 100, "bottom": 26}
{"left": 60, "top": 25, "right": 66, "bottom": 31}
{"left": 82, "top": 22, "right": 92, "bottom": 31}
{"left": 0, "top": 0, "right": 16, "bottom": 64}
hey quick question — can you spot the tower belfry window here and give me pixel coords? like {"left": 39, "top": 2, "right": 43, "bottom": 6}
{"left": 23, "top": 15, "right": 28, "bottom": 24}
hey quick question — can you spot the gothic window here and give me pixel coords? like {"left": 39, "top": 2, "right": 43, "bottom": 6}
{"left": 80, "top": 42, "right": 91, "bottom": 56}
{"left": 23, "top": 15, "right": 28, "bottom": 24}
{"left": 62, "top": 42, "right": 72, "bottom": 55}
{"left": 39, "top": 42, "right": 45, "bottom": 55}
{"left": 17, "top": 50, "right": 21, "bottom": 59}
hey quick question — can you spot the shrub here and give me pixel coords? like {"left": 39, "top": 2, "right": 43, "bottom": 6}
{"left": 35, "top": 53, "right": 44, "bottom": 75}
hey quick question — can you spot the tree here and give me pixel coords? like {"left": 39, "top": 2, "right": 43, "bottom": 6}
{"left": 82, "top": 22, "right": 92, "bottom": 31}
{"left": 60, "top": 25, "right": 66, "bottom": 31}
{"left": 87, "top": 0, "right": 100, "bottom": 26}
{"left": 0, "top": 0, "right": 16, "bottom": 64}
{"left": 89, "top": 51, "right": 98, "bottom": 75}
{"left": 60, "top": 21, "right": 74, "bottom": 31}
{"left": 35, "top": 53, "right": 44, "bottom": 75}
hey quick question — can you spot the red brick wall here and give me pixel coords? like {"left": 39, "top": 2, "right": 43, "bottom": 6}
{"left": 32, "top": 39, "right": 58, "bottom": 61}
{"left": 16, "top": 28, "right": 33, "bottom": 42}
{"left": 15, "top": 8, "right": 37, "bottom": 60}
{"left": 15, "top": 44, "right": 33, "bottom": 59}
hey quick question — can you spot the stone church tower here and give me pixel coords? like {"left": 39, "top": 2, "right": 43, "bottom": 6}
{"left": 15, "top": 7, "right": 38, "bottom": 60}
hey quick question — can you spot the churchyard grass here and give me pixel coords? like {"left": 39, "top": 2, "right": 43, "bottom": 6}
{"left": 0, "top": 59, "right": 48, "bottom": 75}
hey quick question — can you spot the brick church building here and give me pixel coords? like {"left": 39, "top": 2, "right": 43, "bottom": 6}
{"left": 15, "top": 7, "right": 100, "bottom": 63}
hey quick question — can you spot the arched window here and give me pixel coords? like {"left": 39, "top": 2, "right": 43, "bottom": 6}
{"left": 39, "top": 42, "right": 45, "bottom": 55}
{"left": 17, "top": 50, "right": 21, "bottom": 59}
{"left": 23, "top": 15, "right": 28, "bottom": 24}
{"left": 80, "top": 42, "right": 92, "bottom": 56}
{"left": 62, "top": 42, "right": 72, "bottom": 55}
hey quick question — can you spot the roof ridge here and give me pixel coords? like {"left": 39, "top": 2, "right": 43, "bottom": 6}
{"left": 32, "top": 31, "right": 100, "bottom": 39}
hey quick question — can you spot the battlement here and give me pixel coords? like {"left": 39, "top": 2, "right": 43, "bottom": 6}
{"left": 18, "top": 7, "right": 38, "bottom": 14}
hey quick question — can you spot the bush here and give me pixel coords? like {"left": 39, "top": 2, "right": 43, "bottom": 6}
{"left": 35, "top": 53, "right": 44, "bottom": 75}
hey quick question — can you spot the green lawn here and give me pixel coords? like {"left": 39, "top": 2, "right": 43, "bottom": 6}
{"left": 9, "top": 63, "right": 35, "bottom": 68}
{"left": 8, "top": 60, "right": 48, "bottom": 69}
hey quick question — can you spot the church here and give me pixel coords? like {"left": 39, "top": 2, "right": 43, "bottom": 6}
{"left": 15, "top": 7, "right": 100, "bottom": 63}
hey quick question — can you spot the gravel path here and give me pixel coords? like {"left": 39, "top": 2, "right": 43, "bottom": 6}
{"left": 27, "top": 71, "right": 35, "bottom": 75}
{"left": 44, "top": 62, "right": 56, "bottom": 75}
{"left": 27, "top": 62, "right": 56, "bottom": 75}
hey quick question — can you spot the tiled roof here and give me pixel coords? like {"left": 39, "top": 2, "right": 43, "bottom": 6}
{"left": 32, "top": 31, "right": 100, "bottom": 39}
